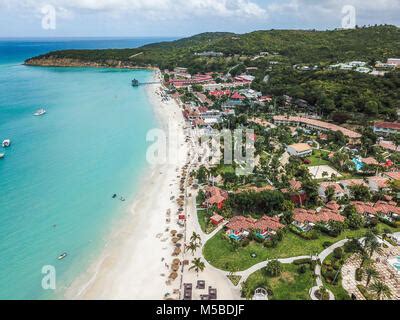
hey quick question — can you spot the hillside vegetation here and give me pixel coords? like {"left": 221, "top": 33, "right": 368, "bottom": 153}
{"left": 26, "top": 25, "right": 400, "bottom": 121}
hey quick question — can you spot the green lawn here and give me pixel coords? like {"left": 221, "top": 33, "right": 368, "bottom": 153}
{"left": 242, "top": 263, "right": 315, "bottom": 300}
{"left": 203, "top": 224, "right": 397, "bottom": 271}
{"left": 197, "top": 208, "right": 216, "bottom": 234}
{"left": 322, "top": 251, "right": 351, "bottom": 300}
{"left": 307, "top": 150, "right": 330, "bottom": 166}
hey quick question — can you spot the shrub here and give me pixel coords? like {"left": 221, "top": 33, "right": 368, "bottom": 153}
{"left": 355, "top": 268, "right": 363, "bottom": 282}
{"left": 241, "top": 238, "right": 250, "bottom": 247}
{"left": 264, "top": 260, "right": 282, "bottom": 277}
{"left": 323, "top": 241, "right": 333, "bottom": 249}
{"left": 344, "top": 239, "right": 362, "bottom": 253}
{"left": 333, "top": 247, "right": 343, "bottom": 260}
{"left": 293, "top": 258, "right": 312, "bottom": 265}
{"left": 298, "top": 265, "right": 307, "bottom": 274}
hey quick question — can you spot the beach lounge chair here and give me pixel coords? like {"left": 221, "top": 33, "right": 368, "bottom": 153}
{"left": 196, "top": 280, "right": 205, "bottom": 290}
{"left": 208, "top": 287, "right": 217, "bottom": 300}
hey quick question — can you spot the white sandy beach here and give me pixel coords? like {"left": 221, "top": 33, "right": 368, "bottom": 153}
{"left": 65, "top": 72, "right": 188, "bottom": 300}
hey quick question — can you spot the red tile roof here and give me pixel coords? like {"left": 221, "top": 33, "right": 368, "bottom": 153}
{"left": 319, "top": 182, "right": 345, "bottom": 194}
{"left": 362, "top": 157, "right": 379, "bottom": 166}
{"left": 374, "top": 122, "right": 400, "bottom": 130}
{"left": 231, "top": 92, "right": 245, "bottom": 100}
{"left": 351, "top": 200, "right": 400, "bottom": 216}
{"left": 210, "top": 213, "right": 224, "bottom": 224}
{"left": 273, "top": 116, "right": 361, "bottom": 139}
{"left": 210, "top": 90, "right": 231, "bottom": 98}
{"left": 293, "top": 206, "right": 344, "bottom": 224}
{"left": 289, "top": 179, "right": 303, "bottom": 191}
{"left": 226, "top": 216, "right": 256, "bottom": 231}
{"left": 384, "top": 171, "right": 400, "bottom": 181}
{"left": 226, "top": 215, "right": 284, "bottom": 232}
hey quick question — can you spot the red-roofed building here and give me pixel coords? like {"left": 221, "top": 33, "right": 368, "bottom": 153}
{"left": 351, "top": 200, "right": 400, "bottom": 221}
{"left": 209, "top": 90, "right": 231, "bottom": 98}
{"left": 258, "top": 96, "right": 273, "bottom": 103}
{"left": 383, "top": 171, "right": 400, "bottom": 181}
{"left": 210, "top": 213, "right": 225, "bottom": 226}
{"left": 273, "top": 116, "right": 361, "bottom": 143}
{"left": 367, "top": 176, "right": 389, "bottom": 192}
{"left": 362, "top": 157, "right": 379, "bottom": 166}
{"left": 292, "top": 204, "right": 344, "bottom": 231}
{"left": 226, "top": 215, "right": 284, "bottom": 240}
{"left": 203, "top": 186, "right": 229, "bottom": 209}
{"left": 373, "top": 122, "right": 400, "bottom": 136}
{"left": 318, "top": 182, "right": 345, "bottom": 201}
{"left": 231, "top": 92, "right": 246, "bottom": 100}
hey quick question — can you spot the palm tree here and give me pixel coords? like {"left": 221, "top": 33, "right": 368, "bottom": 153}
{"left": 185, "top": 241, "right": 200, "bottom": 256}
{"left": 365, "top": 266, "right": 380, "bottom": 286}
{"left": 189, "top": 258, "right": 206, "bottom": 276}
{"left": 366, "top": 238, "right": 383, "bottom": 258}
{"left": 369, "top": 281, "right": 392, "bottom": 300}
{"left": 190, "top": 232, "right": 202, "bottom": 245}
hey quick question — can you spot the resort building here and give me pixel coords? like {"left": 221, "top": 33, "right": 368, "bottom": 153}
{"left": 273, "top": 116, "right": 361, "bottom": 143}
{"left": 361, "top": 157, "right": 379, "bottom": 166}
{"left": 339, "top": 179, "right": 368, "bottom": 196}
{"left": 378, "top": 140, "right": 400, "bottom": 153}
{"left": 352, "top": 200, "right": 400, "bottom": 222}
{"left": 367, "top": 176, "right": 389, "bottom": 193}
{"left": 318, "top": 182, "right": 346, "bottom": 202}
{"left": 225, "top": 216, "right": 256, "bottom": 240}
{"left": 292, "top": 203, "right": 345, "bottom": 232}
{"left": 210, "top": 213, "right": 225, "bottom": 226}
{"left": 286, "top": 143, "right": 313, "bottom": 157}
{"left": 383, "top": 171, "right": 400, "bottom": 181}
{"left": 203, "top": 186, "right": 229, "bottom": 209}
{"left": 387, "top": 58, "right": 400, "bottom": 67}
{"left": 373, "top": 122, "right": 400, "bottom": 136}
{"left": 225, "top": 215, "right": 284, "bottom": 240}
{"left": 200, "top": 110, "right": 222, "bottom": 125}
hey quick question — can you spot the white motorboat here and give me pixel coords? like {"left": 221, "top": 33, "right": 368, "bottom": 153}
{"left": 2, "top": 139, "right": 11, "bottom": 148}
{"left": 34, "top": 109, "right": 46, "bottom": 116}
{"left": 0, "top": 153, "right": 5, "bottom": 159}
{"left": 58, "top": 252, "right": 68, "bottom": 260}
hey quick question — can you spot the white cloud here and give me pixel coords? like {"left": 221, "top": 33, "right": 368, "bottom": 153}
{"left": 0, "top": 0, "right": 267, "bottom": 20}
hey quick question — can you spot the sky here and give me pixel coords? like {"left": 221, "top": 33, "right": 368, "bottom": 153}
{"left": 0, "top": 0, "right": 399, "bottom": 38}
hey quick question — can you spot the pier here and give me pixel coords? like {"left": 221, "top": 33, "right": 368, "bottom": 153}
{"left": 132, "top": 79, "right": 161, "bottom": 86}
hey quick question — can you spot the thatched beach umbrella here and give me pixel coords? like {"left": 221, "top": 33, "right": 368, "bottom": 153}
{"left": 172, "top": 237, "right": 180, "bottom": 243}
{"left": 169, "top": 272, "right": 178, "bottom": 280}
{"left": 173, "top": 258, "right": 181, "bottom": 265}
{"left": 171, "top": 264, "right": 179, "bottom": 272}
{"left": 170, "top": 230, "right": 177, "bottom": 236}
{"left": 173, "top": 248, "right": 181, "bottom": 256}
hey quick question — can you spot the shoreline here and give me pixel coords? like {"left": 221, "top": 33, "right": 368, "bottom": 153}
{"left": 64, "top": 71, "right": 188, "bottom": 300}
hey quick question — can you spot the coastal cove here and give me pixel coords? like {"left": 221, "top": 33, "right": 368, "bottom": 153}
{"left": 0, "top": 39, "right": 172, "bottom": 299}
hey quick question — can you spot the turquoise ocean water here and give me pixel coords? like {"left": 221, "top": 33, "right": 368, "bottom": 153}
{"left": 0, "top": 38, "right": 172, "bottom": 299}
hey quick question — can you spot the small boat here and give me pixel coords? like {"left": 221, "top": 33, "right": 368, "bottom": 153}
{"left": 58, "top": 252, "right": 68, "bottom": 260}
{"left": 2, "top": 139, "right": 11, "bottom": 148}
{"left": 34, "top": 109, "right": 46, "bottom": 116}
{"left": 0, "top": 153, "right": 5, "bottom": 159}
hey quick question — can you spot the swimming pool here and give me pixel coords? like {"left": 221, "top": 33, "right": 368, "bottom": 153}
{"left": 389, "top": 256, "right": 400, "bottom": 272}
